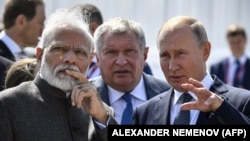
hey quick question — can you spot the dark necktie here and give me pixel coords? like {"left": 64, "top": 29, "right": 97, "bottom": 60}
{"left": 121, "top": 93, "right": 133, "bottom": 124}
{"left": 233, "top": 60, "right": 241, "bottom": 87}
{"left": 174, "top": 93, "right": 193, "bottom": 125}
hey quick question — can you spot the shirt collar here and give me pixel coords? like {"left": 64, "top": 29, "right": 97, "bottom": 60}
{"left": 107, "top": 76, "right": 147, "bottom": 104}
{"left": 229, "top": 55, "right": 247, "bottom": 66}
{"left": 173, "top": 73, "right": 214, "bottom": 104}
{"left": 0, "top": 31, "right": 22, "bottom": 58}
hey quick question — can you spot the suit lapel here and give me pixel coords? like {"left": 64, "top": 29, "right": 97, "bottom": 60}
{"left": 196, "top": 75, "right": 229, "bottom": 124}
{"left": 92, "top": 77, "right": 111, "bottom": 105}
{"left": 242, "top": 58, "right": 250, "bottom": 89}
{"left": 153, "top": 89, "right": 173, "bottom": 124}
{"left": 0, "top": 40, "right": 15, "bottom": 61}
{"left": 209, "top": 75, "right": 229, "bottom": 96}
{"left": 143, "top": 73, "right": 167, "bottom": 99}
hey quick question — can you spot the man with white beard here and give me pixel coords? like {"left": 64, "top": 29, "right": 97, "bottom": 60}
{"left": 0, "top": 8, "right": 116, "bottom": 141}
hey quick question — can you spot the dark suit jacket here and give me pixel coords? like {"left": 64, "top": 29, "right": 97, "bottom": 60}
{"left": 0, "top": 40, "right": 15, "bottom": 61}
{"left": 0, "top": 56, "right": 13, "bottom": 91}
{"left": 133, "top": 75, "right": 250, "bottom": 125}
{"left": 90, "top": 73, "right": 170, "bottom": 106}
{"left": 0, "top": 40, "right": 15, "bottom": 91}
{"left": 0, "top": 75, "right": 117, "bottom": 141}
{"left": 210, "top": 58, "right": 250, "bottom": 90}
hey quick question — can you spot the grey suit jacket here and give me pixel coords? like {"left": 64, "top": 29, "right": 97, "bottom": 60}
{"left": 0, "top": 75, "right": 117, "bottom": 141}
{"left": 133, "top": 75, "right": 250, "bottom": 125}
{"left": 90, "top": 73, "right": 170, "bottom": 105}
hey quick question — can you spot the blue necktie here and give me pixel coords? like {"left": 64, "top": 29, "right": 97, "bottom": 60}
{"left": 121, "top": 93, "right": 133, "bottom": 124}
{"left": 174, "top": 93, "right": 193, "bottom": 125}
{"left": 233, "top": 60, "right": 241, "bottom": 87}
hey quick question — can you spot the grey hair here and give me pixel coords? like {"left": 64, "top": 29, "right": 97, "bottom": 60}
{"left": 37, "top": 7, "right": 94, "bottom": 53}
{"left": 190, "top": 20, "right": 208, "bottom": 47}
{"left": 93, "top": 17, "right": 146, "bottom": 54}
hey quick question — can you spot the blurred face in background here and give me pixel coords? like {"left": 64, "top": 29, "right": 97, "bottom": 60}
{"left": 97, "top": 30, "right": 148, "bottom": 92}
{"left": 21, "top": 4, "right": 45, "bottom": 47}
{"left": 228, "top": 34, "right": 247, "bottom": 58}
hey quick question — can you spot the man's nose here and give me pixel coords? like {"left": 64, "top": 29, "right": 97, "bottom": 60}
{"left": 168, "top": 59, "right": 179, "bottom": 71}
{"left": 63, "top": 50, "right": 77, "bottom": 65}
{"left": 115, "top": 53, "right": 127, "bottom": 65}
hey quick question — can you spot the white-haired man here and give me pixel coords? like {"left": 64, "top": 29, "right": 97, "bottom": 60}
{"left": 0, "top": 8, "right": 116, "bottom": 141}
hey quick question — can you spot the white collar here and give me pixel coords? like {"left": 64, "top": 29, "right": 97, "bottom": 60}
{"left": 0, "top": 31, "right": 22, "bottom": 58}
{"left": 173, "top": 73, "right": 214, "bottom": 104}
{"left": 228, "top": 55, "right": 247, "bottom": 65}
{"left": 108, "top": 76, "right": 147, "bottom": 104}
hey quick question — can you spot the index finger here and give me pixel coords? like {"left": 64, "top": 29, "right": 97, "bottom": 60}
{"left": 66, "top": 70, "right": 88, "bottom": 83}
{"left": 188, "top": 78, "right": 204, "bottom": 88}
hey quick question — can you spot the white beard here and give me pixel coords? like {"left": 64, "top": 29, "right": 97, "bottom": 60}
{"left": 40, "top": 57, "right": 81, "bottom": 92}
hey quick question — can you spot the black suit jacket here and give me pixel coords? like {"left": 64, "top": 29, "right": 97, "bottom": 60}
{"left": 90, "top": 73, "right": 170, "bottom": 106}
{"left": 0, "top": 75, "right": 116, "bottom": 141}
{"left": 133, "top": 75, "right": 250, "bottom": 125}
{"left": 210, "top": 58, "right": 250, "bottom": 90}
{"left": 0, "top": 56, "right": 13, "bottom": 91}
{"left": 0, "top": 40, "right": 15, "bottom": 61}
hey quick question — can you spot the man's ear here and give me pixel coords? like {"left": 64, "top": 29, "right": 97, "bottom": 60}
{"left": 143, "top": 47, "right": 149, "bottom": 60}
{"left": 16, "top": 14, "right": 27, "bottom": 28}
{"left": 202, "top": 41, "right": 211, "bottom": 61}
{"left": 36, "top": 47, "right": 43, "bottom": 63}
{"left": 89, "top": 22, "right": 99, "bottom": 36}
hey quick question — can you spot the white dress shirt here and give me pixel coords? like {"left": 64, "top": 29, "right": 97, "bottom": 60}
{"left": 170, "top": 73, "right": 214, "bottom": 125}
{"left": 107, "top": 76, "right": 147, "bottom": 124}
{"left": 0, "top": 31, "right": 21, "bottom": 60}
{"left": 226, "top": 55, "right": 247, "bottom": 85}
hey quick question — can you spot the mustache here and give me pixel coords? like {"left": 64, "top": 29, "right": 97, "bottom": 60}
{"left": 54, "top": 64, "right": 80, "bottom": 75}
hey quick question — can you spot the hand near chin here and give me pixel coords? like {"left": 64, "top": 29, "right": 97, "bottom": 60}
{"left": 66, "top": 70, "right": 109, "bottom": 124}
{"left": 180, "top": 78, "right": 223, "bottom": 112}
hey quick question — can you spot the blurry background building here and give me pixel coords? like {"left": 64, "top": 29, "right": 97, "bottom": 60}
{"left": 1, "top": 0, "right": 249, "bottom": 81}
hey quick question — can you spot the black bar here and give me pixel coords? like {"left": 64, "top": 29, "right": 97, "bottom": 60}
{"left": 108, "top": 125, "right": 250, "bottom": 140}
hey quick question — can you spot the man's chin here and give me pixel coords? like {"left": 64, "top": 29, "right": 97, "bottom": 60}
{"left": 47, "top": 77, "right": 77, "bottom": 92}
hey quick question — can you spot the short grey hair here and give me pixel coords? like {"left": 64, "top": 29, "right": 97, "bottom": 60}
{"left": 38, "top": 7, "right": 94, "bottom": 53}
{"left": 190, "top": 19, "right": 208, "bottom": 47}
{"left": 94, "top": 17, "right": 146, "bottom": 54}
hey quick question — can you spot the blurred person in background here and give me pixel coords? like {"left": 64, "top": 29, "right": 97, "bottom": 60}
{"left": 0, "top": 0, "right": 45, "bottom": 91}
{"left": 4, "top": 58, "right": 38, "bottom": 89}
{"left": 210, "top": 24, "right": 250, "bottom": 90}
{"left": 0, "top": 56, "right": 13, "bottom": 91}
{"left": 0, "top": 0, "right": 45, "bottom": 61}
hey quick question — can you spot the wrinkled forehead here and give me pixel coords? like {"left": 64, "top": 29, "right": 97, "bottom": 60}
{"left": 43, "top": 26, "right": 93, "bottom": 50}
{"left": 158, "top": 25, "right": 192, "bottom": 43}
